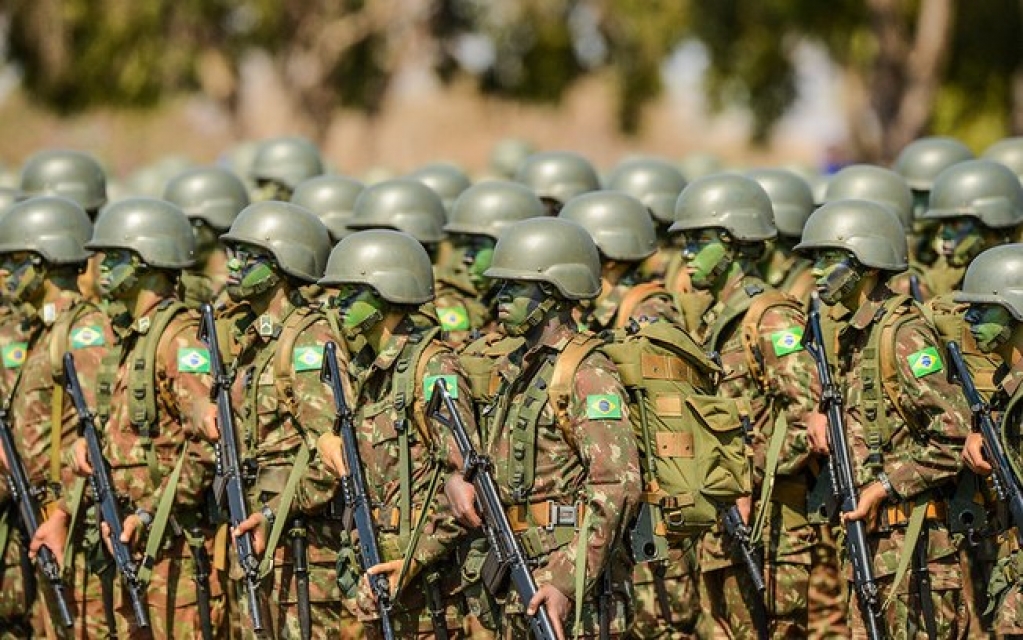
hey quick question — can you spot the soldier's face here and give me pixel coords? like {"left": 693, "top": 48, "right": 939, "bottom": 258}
{"left": 190, "top": 219, "right": 220, "bottom": 260}
{"left": 965, "top": 303, "right": 1015, "bottom": 353}
{"left": 811, "top": 250, "right": 863, "bottom": 306}
{"left": 458, "top": 235, "right": 496, "bottom": 289}
{"left": 251, "top": 179, "right": 292, "bottom": 203}
{"left": 332, "top": 284, "right": 386, "bottom": 331}
{"left": 225, "top": 244, "right": 280, "bottom": 301}
{"left": 938, "top": 217, "right": 984, "bottom": 267}
{"left": 97, "top": 249, "right": 143, "bottom": 299}
{"left": 0, "top": 251, "right": 46, "bottom": 303}
{"left": 679, "top": 228, "right": 732, "bottom": 290}
{"left": 495, "top": 280, "right": 546, "bottom": 331}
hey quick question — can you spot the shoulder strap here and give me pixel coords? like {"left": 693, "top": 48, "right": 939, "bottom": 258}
{"left": 549, "top": 333, "right": 604, "bottom": 447}
{"left": 272, "top": 307, "right": 323, "bottom": 420}
{"left": 615, "top": 282, "right": 668, "bottom": 329}
{"left": 740, "top": 289, "right": 803, "bottom": 390}
{"left": 48, "top": 303, "right": 95, "bottom": 484}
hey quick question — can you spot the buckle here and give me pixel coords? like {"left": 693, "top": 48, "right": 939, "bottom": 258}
{"left": 547, "top": 501, "right": 578, "bottom": 530}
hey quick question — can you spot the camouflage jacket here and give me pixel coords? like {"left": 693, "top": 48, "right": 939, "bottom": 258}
{"left": 433, "top": 275, "right": 494, "bottom": 349}
{"left": 577, "top": 276, "right": 682, "bottom": 333}
{"left": 763, "top": 249, "right": 815, "bottom": 305}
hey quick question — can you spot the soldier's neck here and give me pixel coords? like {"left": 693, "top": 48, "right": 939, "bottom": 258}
{"left": 601, "top": 261, "right": 632, "bottom": 288}
{"left": 530, "top": 308, "right": 575, "bottom": 345}
{"left": 40, "top": 270, "right": 80, "bottom": 304}
{"left": 123, "top": 272, "right": 176, "bottom": 319}
{"left": 841, "top": 272, "right": 883, "bottom": 313}
{"left": 245, "top": 281, "right": 290, "bottom": 317}
{"left": 997, "top": 324, "right": 1023, "bottom": 369}
{"left": 365, "top": 311, "right": 404, "bottom": 356}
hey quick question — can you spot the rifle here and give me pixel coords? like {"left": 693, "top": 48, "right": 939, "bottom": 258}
{"left": 425, "top": 378, "right": 558, "bottom": 640}
{"left": 721, "top": 504, "right": 768, "bottom": 640}
{"left": 909, "top": 274, "right": 924, "bottom": 303}
{"left": 197, "top": 303, "right": 266, "bottom": 634}
{"left": 320, "top": 341, "right": 396, "bottom": 640}
{"left": 64, "top": 353, "right": 150, "bottom": 630}
{"left": 291, "top": 519, "right": 311, "bottom": 640}
{"left": 0, "top": 411, "right": 74, "bottom": 629}
{"left": 802, "top": 294, "right": 885, "bottom": 640}
{"left": 947, "top": 341, "right": 1023, "bottom": 547}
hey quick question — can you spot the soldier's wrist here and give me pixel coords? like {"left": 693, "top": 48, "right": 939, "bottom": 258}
{"left": 876, "top": 472, "right": 899, "bottom": 501}
{"left": 134, "top": 508, "right": 154, "bottom": 530}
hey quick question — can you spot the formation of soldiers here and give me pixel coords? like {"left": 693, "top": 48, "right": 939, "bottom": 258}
{"left": 0, "top": 133, "right": 1022, "bottom": 639}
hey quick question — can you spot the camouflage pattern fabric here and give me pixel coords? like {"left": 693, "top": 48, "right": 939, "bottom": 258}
{"left": 577, "top": 277, "right": 682, "bottom": 333}
{"left": 763, "top": 248, "right": 816, "bottom": 305}
{"left": 806, "top": 522, "right": 850, "bottom": 639}
{"left": 433, "top": 279, "right": 495, "bottom": 349}
{"left": 923, "top": 256, "right": 967, "bottom": 297}
{"left": 627, "top": 543, "right": 701, "bottom": 639}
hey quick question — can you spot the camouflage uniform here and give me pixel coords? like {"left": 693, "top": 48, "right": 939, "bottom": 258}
{"left": 433, "top": 273, "right": 495, "bottom": 348}
{"left": 763, "top": 250, "right": 816, "bottom": 304}
{"left": 578, "top": 278, "right": 681, "bottom": 333}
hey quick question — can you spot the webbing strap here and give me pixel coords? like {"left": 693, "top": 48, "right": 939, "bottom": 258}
{"left": 62, "top": 478, "right": 86, "bottom": 563}
{"left": 750, "top": 408, "right": 788, "bottom": 545}
{"left": 395, "top": 460, "right": 444, "bottom": 594}
{"left": 0, "top": 507, "right": 10, "bottom": 570}
{"left": 258, "top": 441, "right": 310, "bottom": 579}
{"left": 614, "top": 282, "right": 665, "bottom": 329}
{"left": 139, "top": 443, "right": 188, "bottom": 585}
{"left": 572, "top": 507, "right": 594, "bottom": 639}
{"left": 883, "top": 498, "right": 928, "bottom": 611}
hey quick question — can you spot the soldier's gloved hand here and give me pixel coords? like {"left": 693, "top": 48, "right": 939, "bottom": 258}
{"left": 444, "top": 473, "right": 482, "bottom": 528}
{"left": 233, "top": 511, "right": 268, "bottom": 556}
{"left": 806, "top": 411, "right": 830, "bottom": 456}
{"left": 29, "top": 508, "right": 69, "bottom": 566}
{"left": 841, "top": 481, "right": 887, "bottom": 531}
{"left": 963, "top": 432, "right": 992, "bottom": 475}
{"left": 71, "top": 437, "right": 93, "bottom": 477}
{"left": 527, "top": 583, "right": 569, "bottom": 640}
{"left": 316, "top": 433, "right": 348, "bottom": 478}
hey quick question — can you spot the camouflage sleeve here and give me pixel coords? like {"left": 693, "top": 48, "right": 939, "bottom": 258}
{"left": 753, "top": 304, "right": 820, "bottom": 480}
{"left": 536, "top": 352, "right": 641, "bottom": 598}
{"left": 884, "top": 319, "right": 971, "bottom": 499}
{"left": 630, "top": 292, "right": 683, "bottom": 328}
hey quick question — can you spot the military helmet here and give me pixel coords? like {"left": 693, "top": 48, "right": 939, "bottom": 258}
{"left": 0, "top": 187, "right": 22, "bottom": 214}
{"left": 347, "top": 179, "right": 447, "bottom": 244}
{"left": 319, "top": 230, "right": 434, "bottom": 304}
{"left": 485, "top": 218, "right": 601, "bottom": 300}
{"left": 249, "top": 137, "right": 324, "bottom": 189}
{"left": 678, "top": 152, "right": 723, "bottom": 180}
{"left": 745, "top": 169, "right": 815, "bottom": 238}
{"left": 605, "top": 157, "right": 688, "bottom": 224}
{"left": 954, "top": 244, "right": 1023, "bottom": 320}
{"left": 87, "top": 197, "right": 195, "bottom": 268}
{"left": 514, "top": 151, "right": 601, "bottom": 204}
{"left": 823, "top": 164, "right": 913, "bottom": 229}
{"left": 924, "top": 159, "right": 1023, "bottom": 229}
{"left": 20, "top": 149, "right": 107, "bottom": 212}
{"left": 795, "top": 199, "right": 908, "bottom": 271}
{"left": 982, "top": 137, "right": 1023, "bottom": 183}
{"left": 559, "top": 191, "right": 657, "bottom": 262}
{"left": 291, "top": 175, "right": 365, "bottom": 242}
{"left": 670, "top": 173, "right": 777, "bottom": 241}
{"left": 221, "top": 201, "right": 331, "bottom": 282}
{"left": 489, "top": 138, "right": 535, "bottom": 179}
{"left": 407, "top": 163, "right": 472, "bottom": 211}
{"left": 0, "top": 196, "right": 92, "bottom": 264}
{"left": 162, "top": 166, "right": 249, "bottom": 231}
{"left": 444, "top": 181, "right": 545, "bottom": 240}
{"left": 892, "top": 136, "right": 974, "bottom": 191}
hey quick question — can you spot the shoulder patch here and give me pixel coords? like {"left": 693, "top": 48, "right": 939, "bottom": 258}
{"left": 770, "top": 328, "right": 804, "bottom": 357}
{"left": 70, "top": 325, "right": 106, "bottom": 349}
{"left": 178, "top": 347, "right": 211, "bottom": 373}
{"left": 293, "top": 345, "right": 325, "bottom": 372}
{"left": 586, "top": 393, "right": 623, "bottom": 420}
{"left": 1, "top": 342, "right": 27, "bottom": 368}
{"left": 907, "top": 346, "right": 943, "bottom": 379}
{"left": 437, "top": 306, "right": 470, "bottom": 332}
{"left": 424, "top": 374, "right": 458, "bottom": 400}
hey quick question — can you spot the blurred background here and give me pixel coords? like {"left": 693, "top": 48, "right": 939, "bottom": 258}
{"left": 0, "top": 0, "right": 1020, "bottom": 178}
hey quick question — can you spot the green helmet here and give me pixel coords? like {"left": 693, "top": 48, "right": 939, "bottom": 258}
{"left": 923, "top": 159, "right": 1023, "bottom": 229}
{"left": 20, "top": 149, "right": 107, "bottom": 212}
{"left": 893, "top": 136, "right": 974, "bottom": 191}
{"left": 745, "top": 169, "right": 814, "bottom": 238}
{"left": 444, "top": 181, "right": 545, "bottom": 240}
{"left": 982, "top": 137, "right": 1023, "bottom": 183}
{"left": 954, "top": 244, "right": 1023, "bottom": 320}
{"left": 489, "top": 138, "right": 535, "bottom": 179}
{"left": 347, "top": 179, "right": 447, "bottom": 244}
{"left": 319, "top": 230, "right": 434, "bottom": 304}
{"left": 605, "top": 158, "right": 688, "bottom": 224}
{"left": 558, "top": 191, "right": 657, "bottom": 262}
{"left": 250, "top": 137, "right": 324, "bottom": 189}
{"left": 86, "top": 198, "right": 195, "bottom": 268}
{"left": 678, "top": 152, "right": 723, "bottom": 180}
{"left": 670, "top": 173, "right": 777, "bottom": 241}
{"left": 0, "top": 187, "right": 22, "bottom": 214}
{"left": 514, "top": 151, "right": 601, "bottom": 204}
{"left": 407, "top": 163, "right": 472, "bottom": 211}
{"left": 823, "top": 164, "right": 913, "bottom": 230}
{"left": 485, "top": 218, "right": 601, "bottom": 300}
{"left": 0, "top": 196, "right": 92, "bottom": 264}
{"left": 795, "top": 199, "right": 908, "bottom": 271}
{"left": 221, "top": 201, "right": 331, "bottom": 282}
{"left": 162, "top": 166, "right": 249, "bottom": 231}
{"left": 290, "top": 175, "right": 365, "bottom": 242}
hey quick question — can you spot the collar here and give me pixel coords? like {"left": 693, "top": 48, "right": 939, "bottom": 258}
{"left": 244, "top": 292, "right": 300, "bottom": 344}
{"left": 1000, "top": 355, "right": 1023, "bottom": 399}
{"left": 847, "top": 287, "right": 894, "bottom": 331}
{"left": 588, "top": 280, "right": 626, "bottom": 329}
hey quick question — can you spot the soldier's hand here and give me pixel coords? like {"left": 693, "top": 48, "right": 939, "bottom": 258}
{"left": 200, "top": 405, "right": 220, "bottom": 443}
{"left": 444, "top": 473, "right": 482, "bottom": 529}
{"left": 364, "top": 558, "right": 406, "bottom": 600}
{"left": 735, "top": 495, "right": 752, "bottom": 525}
{"left": 316, "top": 433, "right": 348, "bottom": 478}
{"left": 234, "top": 511, "right": 268, "bottom": 556}
{"left": 841, "top": 481, "right": 887, "bottom": 530}
{"left": 526, "top": 583, "right": 569, "bottom": 640}
{"left": 0, "top": 444, "right": 8, "bottom": 473}
{"left": 120, "top": 514, "right": 144, "bottom": 550}
{"left": 807, "top": 411, "right": 830, "bottom": 456}
{"left": 963, "top": 432, "right": 992, "bottom": 475}
{"left": 29, "top": 508, "right": 70, "bottom": 566}
{"left": 71, "top": 437, "right": 92, "bottom": 477}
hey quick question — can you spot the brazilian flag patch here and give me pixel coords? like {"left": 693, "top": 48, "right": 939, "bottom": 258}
{"left": 770, "top": 328, "right": 804, "bottom": 357}
{"left": 586, "top": 394, "right": 623, "bottom": 420}
{"left": 70, "top": 325, "right": 106, "bottom": 349}
{"left": 293, "top": 345, "right": 325, "bottom": 372}
{"left": 908, "top": 346, "right": 943, "bottom": 379}
{"left": 424, "top": 374, "right": 458, "bottom": 400}
{"left": 1, "top": 342, "right": 27, "bottom": 368}
{"left": 178, "top": 347, "right": 211, "bottom": 373}
{"left": 437, "top": 306, "right": 471, "bottom": 331}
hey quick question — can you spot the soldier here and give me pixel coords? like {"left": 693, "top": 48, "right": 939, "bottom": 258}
{"left": 407, "top": 162, "right": 472, "bottom": 213}
{"left": 346, "top": 179, "right": 448, "bottom": 266}
{"left": 452, "top": 218, "right": 641, "bottom": 638}
{"left": 514, "top": 151, "right": 601, "bottom": 215}
{"left": 162, "top": 166, "right": 250, "bottom": 307}
{"left": 0, "top": 197, "right": 108, "bottom": 638}
{"left": 432, "top": 181, "right": 545, "bottom": 346}
{"left": 795, "top": 199, "right": 973, "bottom": 638}
{"left": 249, "top": 136, "right": 324, "bottom": 202}
{"left": 315, "top": 229, "right": 474, "bottom": 638}
{"left": 291, "top": 174, "right": 366, "bottom": 243}
{"left": 216, "top": 201, "right": 350, "bottom": 638}
{"left": 747, "top": 168, "right": 818, "bottom": 303}
{"left": 669, "top": 174, "right": 822, "bottom": 638}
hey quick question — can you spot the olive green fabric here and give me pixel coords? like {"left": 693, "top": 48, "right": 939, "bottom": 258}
{"left": 795, "top": 199, "right": 908, "bottom": 271}
{"left": 0, "top": 196, "right": 92, "bottom": 264}
{"left": 558, "top": 191, "right": 657, "bottom": 262}
{"left": 291, "top": 175, "right": 365, "bottom": 242}
{"left": 347, "top": 178, "right": 448, "bottom": 244}
{"left": 162, "top": 166, "right": 249, "bottom": 231}
{"left": 823, "top": 164, "right": 913, "bottom": 230}
{"left": 221, "top": 201, "right": 331, "bottom": 282}
{"left": 893, "top": 136, "right": 974, "bottom": 191}
{"left": 605, "top": 157, "right": 688, "bottom": 224}
{"left": 954, "top": 243, "right": 1023, "bottom": 320}
{"left": 514, "top": 151, "right": 601, "bottom": 204}
{"left": 319, "top": 229, "right": 434, "bottom": 304}
{"left": 444, "top": 181, "right": 545, "bottom": 240}
{"left": 19, "top": 149, "right": 107, "bottom": 212}
{"left": 86, "top": 197, "right": 196, "bottom": 268}
{"left": 924, "top": 159, "right": 1023, "bottom": 229}
{"left": 746, "top": 168, "right": 815, "bottom": 238}
{"left": 670, "top": 173, "right": 776, "bottom": 241}
{"left": 249, "top": 136, "right": 323, "bottom": 189}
